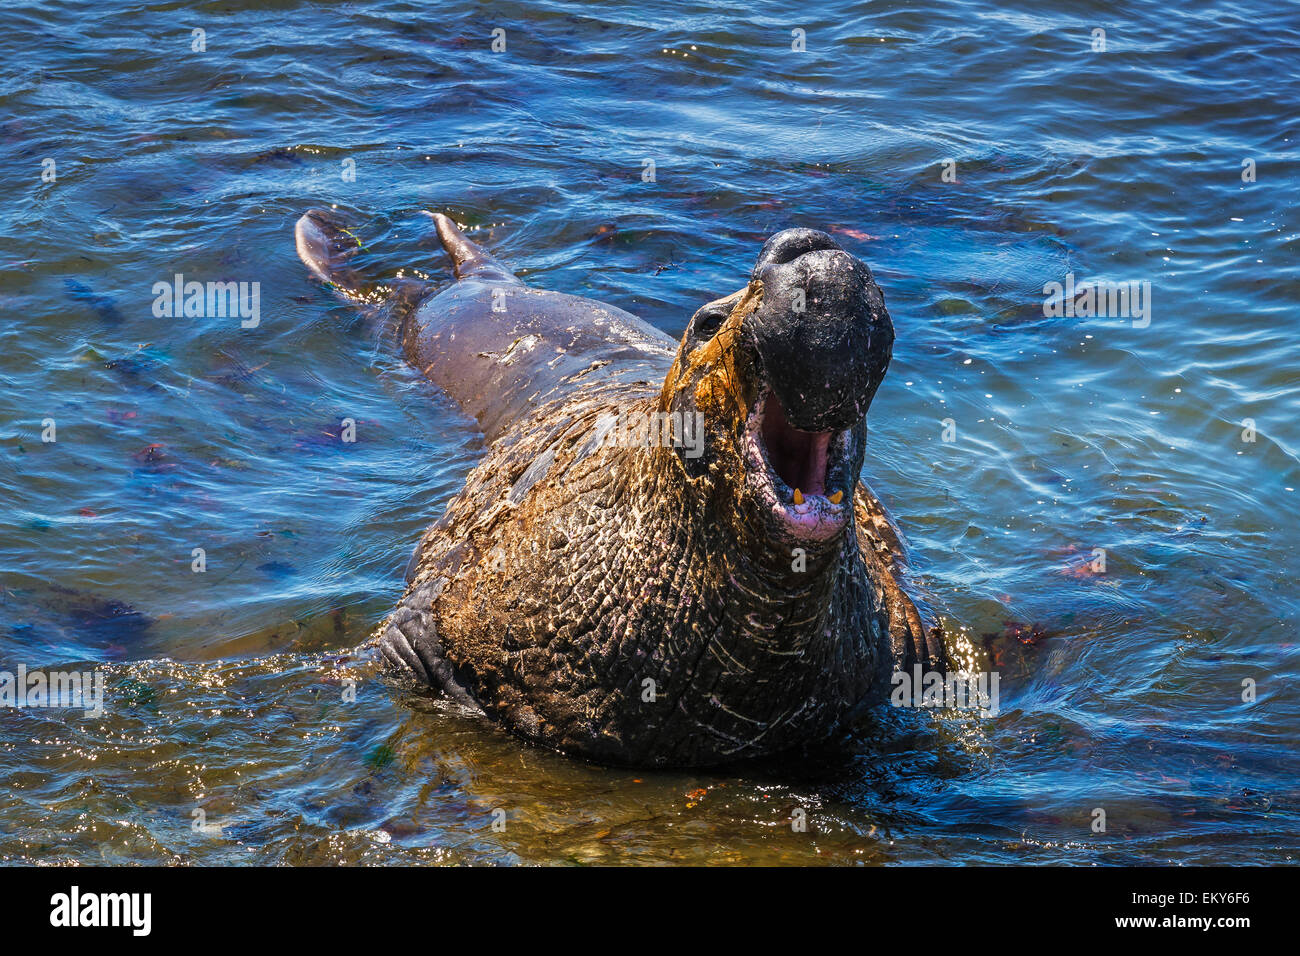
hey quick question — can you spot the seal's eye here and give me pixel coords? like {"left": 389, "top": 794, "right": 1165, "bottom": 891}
{"left": 690, "top": 307, "right": 726, "bottom": 342}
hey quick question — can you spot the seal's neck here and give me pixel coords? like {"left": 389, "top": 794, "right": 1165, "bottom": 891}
{"left": 626, "top": 433, "right": 850, "bottom": 612}
{"left": 590, "top": 439, "right": 880, "bottom": 763}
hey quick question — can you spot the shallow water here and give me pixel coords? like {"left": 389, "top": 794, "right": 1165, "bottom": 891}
{"left": 1, "top": 0, "right": 1297, "bottom": 865}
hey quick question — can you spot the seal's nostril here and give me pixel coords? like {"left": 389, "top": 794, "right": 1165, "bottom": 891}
{"left": 753, "top": 228, "right": 844, "bottom": 273}
{"left": 744, "top": 227, "right": 893, "bottom": 433}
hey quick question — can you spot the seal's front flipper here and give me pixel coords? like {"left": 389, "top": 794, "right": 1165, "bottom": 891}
{"left": 854, "top": 482, "right": 947, "bottom": 673}
{"left": 376, "top": 578, "right": 483, "bottom": 712}
{"left": 424, "top": 212, "right": 520, "bottom": 285}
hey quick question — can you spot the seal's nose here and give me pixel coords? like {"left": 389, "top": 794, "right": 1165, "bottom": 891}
{"left": 747, "top": 228, "right": 894, "bottom": 432}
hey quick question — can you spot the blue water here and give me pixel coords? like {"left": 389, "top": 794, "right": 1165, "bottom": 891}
{"left": 0, "top": 0, "right": 1297, "bottom": 864}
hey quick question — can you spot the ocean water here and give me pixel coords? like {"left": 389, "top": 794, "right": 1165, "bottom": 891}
{"left": 0, "top": 0, "right": 1297, "bottom": 864}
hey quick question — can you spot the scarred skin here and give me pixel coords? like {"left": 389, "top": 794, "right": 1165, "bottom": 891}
{"left": 294, "top": 209, "right": 944, "bottom": 767}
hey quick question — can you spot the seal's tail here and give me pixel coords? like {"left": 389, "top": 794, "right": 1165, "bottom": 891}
{"left": 424, "top": 211, "right": 519, "bottom": 284}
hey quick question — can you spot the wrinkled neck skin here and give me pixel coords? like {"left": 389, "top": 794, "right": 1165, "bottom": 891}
{"left": 609, "top": 431, "right": 866, "bottom": 660}
{"left": 407, "top": 294, "right": 889, "bottom": 767}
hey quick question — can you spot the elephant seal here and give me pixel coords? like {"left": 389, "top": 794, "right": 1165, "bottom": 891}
{"left": 294, "top": 209, "right": 944, "bottom": 767}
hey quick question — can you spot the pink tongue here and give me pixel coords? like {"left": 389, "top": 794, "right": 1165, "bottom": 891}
{"left": 760, "top": 394, "right": 831, "bottom": 495}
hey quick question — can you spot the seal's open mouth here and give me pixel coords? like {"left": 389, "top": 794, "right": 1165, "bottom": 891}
{"left": 743, "top": 391, "right": 855, "bottom": 541}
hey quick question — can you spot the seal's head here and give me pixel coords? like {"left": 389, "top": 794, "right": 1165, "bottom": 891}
{"left": 661, "top": 228, "right": 893, "bottom": 555}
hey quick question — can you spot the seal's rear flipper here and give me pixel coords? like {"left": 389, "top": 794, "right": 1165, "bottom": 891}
{"left": 424, "top": 212, "right": 520, "bottom": 284}
{"left": 294, "top": 208, "right": 376, "bottom": 301}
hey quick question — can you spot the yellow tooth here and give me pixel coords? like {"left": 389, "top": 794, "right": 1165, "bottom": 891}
{"left": 792, "top": 488, "right": 804, "bottom": 505}
{"left": 829, "top": 490, "right": 843, "bottom": 505}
